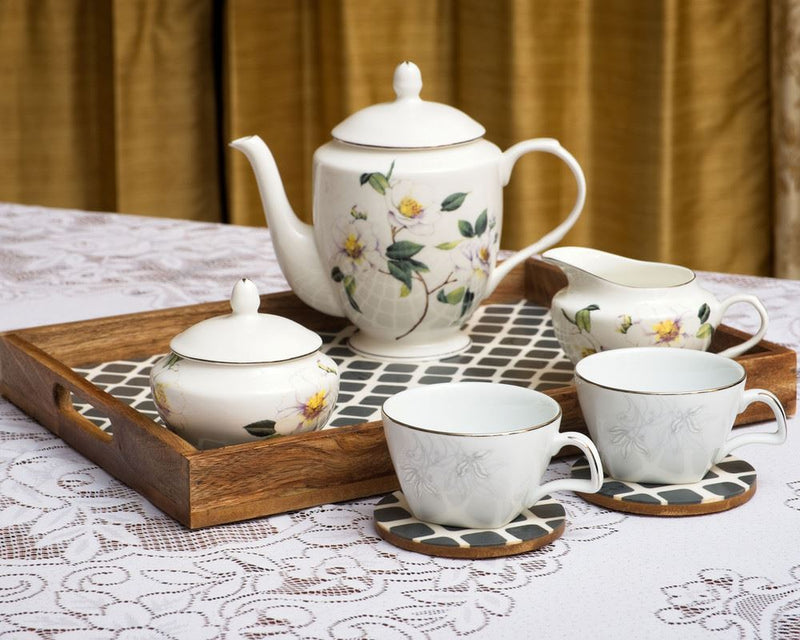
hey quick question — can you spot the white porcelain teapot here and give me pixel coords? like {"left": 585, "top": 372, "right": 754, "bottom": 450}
{"left": 231, "top": 61, "right": 586, "bottom": 360}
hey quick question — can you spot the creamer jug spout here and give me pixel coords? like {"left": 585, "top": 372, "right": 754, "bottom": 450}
{"left": 229, "top": 136, "right": 344, "bottom": 318}
{"left": 540, "top": 246, "right": 619, "bottom": 290}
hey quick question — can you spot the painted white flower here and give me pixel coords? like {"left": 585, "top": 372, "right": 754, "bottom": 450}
{"left": 331, "top": 220, "right": 382, "bottom": 275}
{"left": 274, "top": 387, "right": 335, "bottom": 435}
{"left": 387, "top": 180, "right": 437, "bottom": 232}
{"left": 460, "top": 235, "right": 495, "bottom": 281}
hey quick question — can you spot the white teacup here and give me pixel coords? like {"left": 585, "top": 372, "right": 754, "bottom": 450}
{"left": 575, "top": 348, "right": 788, "bottom": 484}
{"left": 381, "top": 382, "right": 603, "bottom": 529}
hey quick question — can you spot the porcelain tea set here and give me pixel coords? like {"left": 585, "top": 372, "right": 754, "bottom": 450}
{"left": 149, "top": 61, "right": 787, "bottom": 538}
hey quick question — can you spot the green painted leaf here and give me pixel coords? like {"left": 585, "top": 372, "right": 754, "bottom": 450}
{"left": 445, "top": 286, "right": 465, "bottom": 304}
{"left": 400, "top": 284, "right": 411, "bottom": 298}
{"left": 243, "top": 419, "right": 277, "bottom": 438}
{"left": 343, "top": 275, "right": 356, "bottom": 297}
{"left": 696, "top": 323, "right": 714, "bottom": 339}
{"left": 460, "top": 288, "right": 476, "bottom": 317}
{"left": 386, "top": 240, "right": 424, "bottom": 260}
{"left": 387, "top": 260, "right": 413, "bottom": 289}
{"left": 569, "top": 304, "right": 600, "bottom": 331}
{"left": 404, "top": 257, "right": 429, "bottom": 273}
{"left": 331, "top": 266, "right": 345, "bottom": 282}
{"left": 458, "top": 220, "right": 475, "bottom": 238}
{"left": 386, "top": 160, "right": 395, "bottom": 181}
{"left": 698, "top": 303, "right": 711, "bottom": 323}
{"left": 343, "top": 277, "right": 361, "bottom": 312}
{"left": 562, "top": 308, "right": 577, "bottom": 326}
{"left": 441, "top": 192, "right": 468, "bottom": 211}
{"left": 346, "top": 290, "right": 361, "bottom": 312}
{"left": 359, "top": 173, "right": 371, "bottom": 186}
{"left": 436, "top": 240, "right": 462, "bottom": 250}
{"left": 617, "top": 314, "right": 633, "bottom": 334}
{"left": 368, "top": 173, "right": 389, "bottom": 194}
{"left": 435, "top": 287, "right": 466, "bottom": 305}
{"left": 474, "top": 209, "right": 488, "bottom": 236}
{"left": 575, "top": 309, "right": 592, "bottom": 332}
{"left": 349, "top": 206, "right": 367, "bottom": 220}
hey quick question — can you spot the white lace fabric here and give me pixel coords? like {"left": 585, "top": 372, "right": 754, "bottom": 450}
{"left": 1, "top": 202, "right": 799, "bottom": 639}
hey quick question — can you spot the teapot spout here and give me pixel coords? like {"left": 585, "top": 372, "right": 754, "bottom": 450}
{"left": 229, "top": 136, "right": 344, "bottom": 318}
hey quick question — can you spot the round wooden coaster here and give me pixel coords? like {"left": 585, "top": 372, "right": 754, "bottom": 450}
{"left": 374, "top": 491, "right": 565, "bottom": 559}
{"left": 571, "top": 456, "right": 757, "bottom": 517}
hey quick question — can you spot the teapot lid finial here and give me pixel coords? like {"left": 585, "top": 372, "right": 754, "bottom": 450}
{"left": 330, "top": 61, "right": 485, "bottom": 148}
{"left": 393, "top": 61, "right": 422, "bottom": 101}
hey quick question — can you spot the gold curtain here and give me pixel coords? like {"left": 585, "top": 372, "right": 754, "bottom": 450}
{"left": 0, "top": 0, "right": 788, "bottom": 276}
{"left": 771, "top": 0, "right": 800, "bottom": 280}
{"left": 0, "top": 0, "right": 221, "bottom": 221}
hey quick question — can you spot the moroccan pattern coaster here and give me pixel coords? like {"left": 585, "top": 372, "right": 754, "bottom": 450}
{"left": 374, "top": 491, "right": 565, "bottom": 559}
{"left": 571, "top": 456, "right": 756, "bottom": 516}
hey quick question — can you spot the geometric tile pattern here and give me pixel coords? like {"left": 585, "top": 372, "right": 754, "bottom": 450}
{"left": 374, "top": 490, "right": 565, "bottom": 558}
{"left": 72, "top": 300, "right": 574, "bottom": 433}
{"left": 571, "top": 456, "right": 757, "bottom": 515}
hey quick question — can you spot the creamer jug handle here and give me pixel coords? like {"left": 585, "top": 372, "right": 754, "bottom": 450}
{"left": 487, "top": 138, "right": 586, "bottom": 297}
{"left": 715, "top": 294, "right": 769, "bottom": 358}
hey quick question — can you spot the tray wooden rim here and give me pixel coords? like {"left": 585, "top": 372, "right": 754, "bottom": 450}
{"left": 1, "top": 259, "right": 796, "bottom": 528}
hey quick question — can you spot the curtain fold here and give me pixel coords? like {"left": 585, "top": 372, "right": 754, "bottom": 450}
{"left": 0, "top": 0, "right": 790, "bottom": 276}
{"left": 0, "top": 0, "right": 117, "bottom": 211}
{"left": 0, "top": 0, "right": 220, "bottom": 222}
{"left": 771, "top": 0, "right": 800, "bottom": 279}
{"left": 224, "top": 0, "right": 774, "bottom": 275}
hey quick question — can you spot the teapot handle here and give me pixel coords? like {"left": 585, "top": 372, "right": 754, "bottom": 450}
{"left": 487, "top": 138, "right": 586, "bottom": 296}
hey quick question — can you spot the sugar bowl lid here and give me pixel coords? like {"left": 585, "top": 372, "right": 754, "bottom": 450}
{"left": 169, "top": 278, "right": 322, "bottom": 364}
{"left": 330, "top": 61, "right": 485, "bottom": 148}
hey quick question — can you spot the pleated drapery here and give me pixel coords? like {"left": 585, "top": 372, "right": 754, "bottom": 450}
{"left": 0, "top": 0, "right": 221, "bottom": 222}
{"left": 771, "top": 0, "right": 800, "bottom": 280}
{"left": 0, "top": 0, "right": 794, "bottom": 277}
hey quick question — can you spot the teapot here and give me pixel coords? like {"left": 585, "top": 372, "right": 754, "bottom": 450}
{"left": 542, "top": 246, "right": 769, "bottom": 364}
{"left": 231, "top": 61, "right": 586, "bottom": 360}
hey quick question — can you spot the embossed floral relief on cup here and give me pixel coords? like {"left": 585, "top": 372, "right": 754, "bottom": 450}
{"left": 596, "top": 395, "right": 717, "bottom": 480}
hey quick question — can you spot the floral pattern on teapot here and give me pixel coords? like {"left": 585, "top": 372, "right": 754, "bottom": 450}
{"left": 327, "top": 161, "right": 498, "bottom": 340}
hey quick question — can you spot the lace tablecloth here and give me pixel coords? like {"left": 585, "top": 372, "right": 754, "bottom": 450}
{"left": 1, "top": 202, "right": 799, "bottom": 639}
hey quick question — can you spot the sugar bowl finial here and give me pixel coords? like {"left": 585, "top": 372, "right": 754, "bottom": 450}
{"left": 230, "top": 277, "right": 260, "bottom": 315}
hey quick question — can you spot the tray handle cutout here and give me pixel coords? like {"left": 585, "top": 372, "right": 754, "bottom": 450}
{"left": 55, "top": 384, "right": 114, "bottom": 444}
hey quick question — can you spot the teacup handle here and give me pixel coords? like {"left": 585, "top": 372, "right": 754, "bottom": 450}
{"left": 718, "top": 389, "right": 788, "bottom": 459}
{"left": 486, "top": 138, "right": 587, "bottom": 297}
{"left": 715, "top": 294, "right": 769, "bottom": 358}
{"left": 528, "top": 431, "right": 604, "bottom": 504}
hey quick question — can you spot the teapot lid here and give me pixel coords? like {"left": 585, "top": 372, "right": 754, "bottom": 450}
{"left": 169, "top": 278, "right": 322, "bottom": 364}
{"left": 331, "top": 61, "right": 485, "bottom": 148}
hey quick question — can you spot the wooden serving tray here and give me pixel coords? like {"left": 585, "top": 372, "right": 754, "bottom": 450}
{"left": 0, "top": 259, "right": 796, "bottom": 528}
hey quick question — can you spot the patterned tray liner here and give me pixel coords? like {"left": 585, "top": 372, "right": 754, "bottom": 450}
{"left": 72, "top": 300, "right": 574, "bottom": 433}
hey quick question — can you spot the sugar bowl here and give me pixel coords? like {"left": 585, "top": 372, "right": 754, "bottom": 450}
{"left": 150, "top": 278, "right": 339, "bottom": 449}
